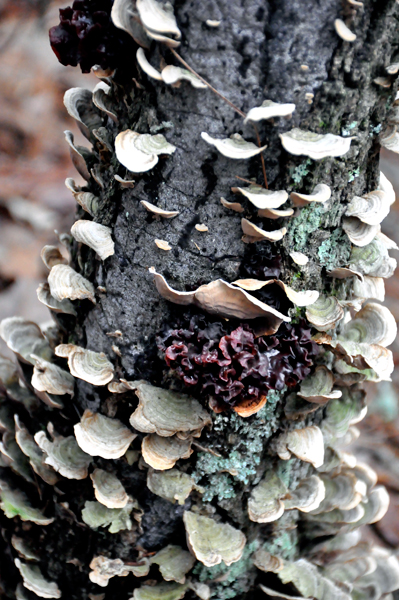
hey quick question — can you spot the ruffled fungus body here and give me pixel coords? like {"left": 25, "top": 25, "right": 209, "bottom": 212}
{"left": 49, "top": 0, "right": 136, "bottom": 73}
{"left": 158, "top": 315, "right": 318, "bottom": 411}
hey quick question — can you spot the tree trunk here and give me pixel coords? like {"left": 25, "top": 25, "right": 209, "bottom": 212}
{"left": 1, "top": 1, "right": 399, "bottom": 599}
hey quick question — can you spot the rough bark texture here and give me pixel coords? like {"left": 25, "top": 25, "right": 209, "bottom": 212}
{"left": 81, "top": 0, "right": 397, "bottom": 377}
{"left": 1, "top": 1, "right": 399, "bottom": 600}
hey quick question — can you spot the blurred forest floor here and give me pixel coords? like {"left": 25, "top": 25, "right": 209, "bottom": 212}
{"left": 0, "top": 0, "right": 398, "bottom": 555}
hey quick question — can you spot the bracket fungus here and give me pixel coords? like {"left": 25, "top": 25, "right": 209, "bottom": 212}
{"left": 74, "top": 410, "right": 136, "bottom": 459}
{"left": 161, "top": 65, "right": 207, "bottom": 88}
{"left": 183, "top": 511, "right": 246, "bottom": 567}
{"left": 298, "top": 366, "right": 342, "bottom": 404}
{"left": 130, "top": 382, "right": 211, "bottom": 437}
{"left": 258, "top": 207, "right": 294, "bottom": 219}
{"left": 201, "top": 132, "right": 266, "bottom": 159}
{"left": 316, "top": 335, "right": 394, "bottom": 381}
{"left": 290, "top": 251, "right": 309, "bottom": 265}
{"left": 253, "top": 550, "right": 284, "bottom": 574}
{"left": 220, "top": 197, "right": 244, "bottom": 213}
{"left": 90, "top": 469, "right": 129, "bottom": 509}
{"left": 342, "top": 217, "right": 380, "bottom": 247}
{"left": 248, "top": 470, "right": 287, "bottom": 523}
{"left": 71, "top": 220, "right": 114, "bottom": 260}
{"left": 92, "top": 81, "right": 118, "bottom": 123}
{"left": 55, "top": 344, "right": 114, "bottom": 386}
{"left": 305, "top": 296, "right": 344, "bottom": 332}
{"left": 147, "top": 469, "right": 200, "bottom": 505}
{"left": 334, "top": 18, "right": 357, "bottom": 42}
{"left": 232, "top": 278, "right": 319, "bottom": 307}
{"left": 37, "top": 283, "right": 77, "bottom": 316}
{"left": 40, "top": 246, "right": 67, "bottom": 270}
{"left": 232, "top": 186, "right": 288, "bottom": 209}
{"left": 339, "top": 302, "right": 397, "bottom": 348}
{"left": 136, "top": 0, "right": 181, "bottom": 46}
{"left": 140, "top": 200, "right": 179, "bottom": 218}
{"left": 48, "top": 264, "right": 96, "bottom": 304}
{"left": 241, "top": 219, "right": 287, "bottom": 243}
{"left": 15, "top": 559, "right": 61, "bottom": 599}
{"left": 136, "top": 47, "right": 163, "bottom": 80}
{"left": 0, "top": 317, "right": 53, "bottom": 365}
{"left": 280, "top": 128, "right": 352, "bottom": 160}
{"left": 349, "top": 238, "right": 397, "bottom": 279}
{"left": 283, "top": 475, "right": 326, "bottom": 513}
{"left": 34, "top": 430, "right": 92, "bottom": 480}
{"left": 352, "top": 275, "right": 385, "bottom": 302}
{"left": 14, "top": 416, "right": 58, "bottom": 486}
{"left": 290, "top": 183, "right": 331, "bottom": 207}
{"left": 89, "top": 556, "right": 141, "bottom": 587}
{"left": 151, "top": 545, "right": 195, "bottom": 583}
{"left": 64, "top": 130, "right": 92, "bottom": 180}
{"left": 346, "top": 190, "right": 391, "bottom": 225}
{"left": 81, "top": 499, "right": 134, "bottom": 533}
{"left": 115, "top": 129, "right": 176, "bottom": 173}
{"left": 63, "top": 87, "right": 103, "bottom": 138}
{"left": 149, "top": 267, "right": 290, "bottom": 326}
{"left": 31, "top": 355, "right": 75, "bottom": 397}
{"left": 141, "top": 433, "right": 193, "bottom": 470}
{"left": 275, "top": 425, "right": 325, "bottom": 468}
{"left": 12, "top": 536, "right": 40, "bottom": 562}
{"left": 0, "top": 481, "right": 53, "bottom": 525}
{"left": 155, "top": 239, "right": 172, "bottom": 251}
{"left": 244, "top": 99, "right": 295, "bottom": 123}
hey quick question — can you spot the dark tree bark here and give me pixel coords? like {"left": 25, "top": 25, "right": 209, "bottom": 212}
{"left": 1, "top": 1, "right": 399, "bottom": 599}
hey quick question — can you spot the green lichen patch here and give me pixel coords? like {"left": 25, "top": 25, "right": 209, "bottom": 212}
{"left": 290, "top": 158, "right": 313, "bottom": 185}
{"left": 262, "top": 527, "right": 298, "bottom": 562}
{"left": 286, "top": 203, "right": 325, "bottom": 251}
{"left": 193, "top": 391, "right": 285, "bottom": 500}
{"left": 317, "top": 228, "right": 351, "bottom": 270}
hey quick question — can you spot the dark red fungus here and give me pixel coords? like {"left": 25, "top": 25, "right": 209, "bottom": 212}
{"left": 158, "top": 314, "right": 319, "bottom": 412}
{"left": 49, "top": 0, "right": 136, "bottom": 73}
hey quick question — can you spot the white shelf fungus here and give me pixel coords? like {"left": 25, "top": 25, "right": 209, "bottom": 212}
{"left": 232, "top": 186, "right": 288, "bottom": 209}
{"left": 276, "top": 426, "right": 325, "bottom": 468}
{"left": 334, "top": 18, "right": 357, "bottom": 42}
{"left": 136, "top": 0, "right": 181, "bottom": 47}
{"left": 31, "top": 356, "right": 75, "bottom": 396}
{"left": 149, "top": 268, "right": 290, "bottom": 331}
{"left": 55, "top": 344, "right": 114, "bottom": 386}
{"left": 90, "top": 469, "right": 129, "bottom": 509}
{"left": 71, "top": 220, "right": 114, "bottom": 260}
{"left": 241, "top": 219, "right": 287, "bottom": 243}
{"left": 290, "top": 183, "right": 331, "bottom": 206}
{"left": 130, "top": 382, "right": 211, "bottom": 437}
{"left": 201, "top": 132, "right": 266, "bottom": 159}
{"left": 48, "top": 264, "right": 96, "bottom": 304}
{"left": 280, "top": 128, "right": 352, "bottom": 160}
{"left": 141, "top": 433, "right": 193, "bottom": 470}
{"left": 74, "top": 410, "right": 136, "bottom": 459}
{"left": 15, "top": 559, "right": 61, "bottom": 599}
{"left": 0, "top": 317, "right": 53, "bottom": 365}
{"left": 183, "top": 511, "right": 246, "bottom": 567}
{"left": 35, "top": 430, "right": 92, "bottom": 480}
{"left": 161, "top": 65, "right": 207, "bottom": 88}
{"left": 115, "top": 130, "right": 176, "bottom": 173}
{"left": 147, "top": 469, "right": 200, "bottom": 505}
{"left": 244, "top": 99, "right": 295, "bottom": 123}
